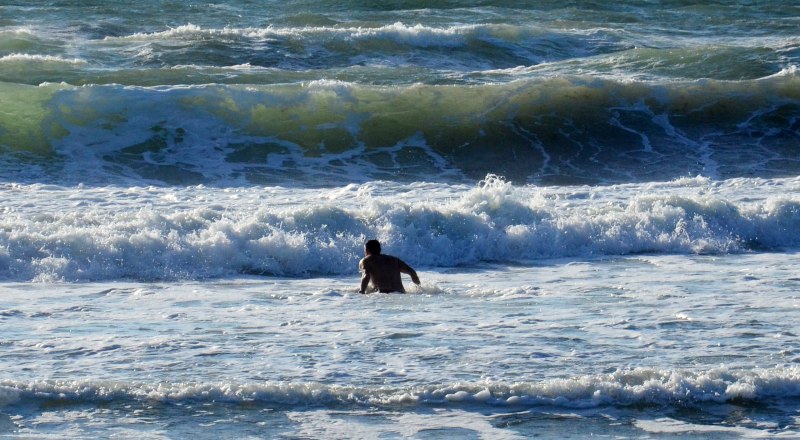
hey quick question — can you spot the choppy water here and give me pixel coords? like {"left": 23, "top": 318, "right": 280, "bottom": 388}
{"left": 1, "top": 1, "right": 799, "bottom": 438}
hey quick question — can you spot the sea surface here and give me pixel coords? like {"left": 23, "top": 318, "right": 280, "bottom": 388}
{"left": 1, "top": 1, "right": 800, "bottom": 438}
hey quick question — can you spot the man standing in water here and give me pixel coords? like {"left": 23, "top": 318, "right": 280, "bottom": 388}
{"left": 359, "top": 239, "right": 421, "bottom": 294}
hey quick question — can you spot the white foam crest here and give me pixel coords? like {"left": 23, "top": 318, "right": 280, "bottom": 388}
{"left": 414, "top": 366, "right": 800, "bottom": 407}
{"left": 0, "top": 27, "right": 37, "bottom": 36}
{"left": 767, "top": 64, "right": 799, "bottom": 79}
{"left": 348, "top": 22, "right": 472, "bottom": 47}
{"left": 107, "top": 22, "right": 480, "bottom": 47}
{"left": 0, "top": 380, "right": 372, "bottom": 407}
{"left": 303, "top": 78, "right": 357, "bottom": 90}
{"left": 2, "top": 366, "right": 797, "bottom": 408}
{"left": 0, "top": 53, "right": 86, "bottom": 64}
{"left": 367, "top": 176, "right": 778, "bottom": 267}
{"left": 3, "top": 176, "right": 800, "bottom": 281}
{"left": 116, "top": 23, "right": 206, "bottom": 40}
{"left": 0, "top": 201, "right": 367, "bottom": 281}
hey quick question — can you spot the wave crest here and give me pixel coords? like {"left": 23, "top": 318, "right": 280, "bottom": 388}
{"left": 3, "top": 366, "right": 798, "bottom": 409}
{"left": 1, "top": 75, "right": 799, "bottom": 186}
{"left": 1, "top": 177, "right": 800, "bottom": 281}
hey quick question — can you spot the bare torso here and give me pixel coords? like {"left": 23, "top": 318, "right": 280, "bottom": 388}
{"left": 359, "top": 254, "right": 408, "bottom": 293}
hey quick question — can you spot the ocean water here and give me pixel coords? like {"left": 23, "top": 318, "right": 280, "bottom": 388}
{"left": 1, "top": 1, "right": 800, "bottom": 438}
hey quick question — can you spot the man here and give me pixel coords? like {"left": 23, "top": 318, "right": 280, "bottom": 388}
{"left": 358, "top": 239, "right": 420, "bottom": 294}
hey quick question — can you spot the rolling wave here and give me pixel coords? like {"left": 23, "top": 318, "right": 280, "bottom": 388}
{"left": 2, "top": 366, "right": 798, "bottom": 409}
{"left": 1, "top": 177, "right": 800, "bottom": 281}
{"left": 2, "top": 21, "right": 795, "bottom": 86}
{"left": 1, "top": 72, "right": 798, "bottom": 186}
{"left": 0, "top": 22, "right": 629, "bottom": 82}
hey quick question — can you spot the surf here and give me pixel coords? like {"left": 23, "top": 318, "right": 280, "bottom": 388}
{"left": 1, "top": 72, "right": 799, "bottom": 186}
{"left": 1, "top": 176, "right": 799, "bottom": 282}
{"left": 3, "top": 365, "right": 798, "bottom": 409}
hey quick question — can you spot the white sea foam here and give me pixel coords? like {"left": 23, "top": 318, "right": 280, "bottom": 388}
{"left": 348, "top": 22, "right": 472, "bottom": 47}
{"left": 2, "top": 246, "right": 799, "bottom": 437}
{"left": 0, "top": 53, "right": 86, "bottom": 64}
{"left": 111, "top": 22, "right": 478, "bottom": 46}
{"left": 1, "top": 366, "right": 797, "bottom": 408}
{"left": 2, "top": 176, "right": 800, "bottom": 281}
{"left": 769, "top": 64, "right": 799, "bottom": 78}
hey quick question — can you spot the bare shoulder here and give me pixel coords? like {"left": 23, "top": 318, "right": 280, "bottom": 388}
{"left": 361, "top": 254, "right": 405, "bottom": 270}
{"left": 376, "top": 254, "right": 401, "bottom": 266}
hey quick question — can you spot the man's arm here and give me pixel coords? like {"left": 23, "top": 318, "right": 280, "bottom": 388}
{"left": 399, "top": 260, "right": 421, "bottom": 285}
{"left": 360, "top": 271, "right": 371, "bottom": 294}
{"left": 359, "top": 259, "right": 371, "bottom": 294}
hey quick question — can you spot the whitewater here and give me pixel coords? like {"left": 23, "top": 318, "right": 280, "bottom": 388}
{"left": 2, "top": 0, "right": 800, "bottom": 438}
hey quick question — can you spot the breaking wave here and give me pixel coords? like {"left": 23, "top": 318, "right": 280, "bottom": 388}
{"left": 2, "top": 176, "right": 800, "bottom": 281}
{"left": 2, "top": 366, "right": 798, "bottom": 409}
{"left": 0, "top": 72, "right": 799, "bottom": 186}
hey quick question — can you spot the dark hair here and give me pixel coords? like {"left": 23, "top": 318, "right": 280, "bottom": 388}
{"left": 365, "top": 239, "right": 381, "bottom": 255}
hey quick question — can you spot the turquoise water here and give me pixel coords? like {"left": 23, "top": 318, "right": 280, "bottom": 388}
{"left": 1, "top": 1, "right": 800, "bottom": 438}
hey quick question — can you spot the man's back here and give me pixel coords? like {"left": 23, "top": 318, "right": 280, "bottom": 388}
{"left": 359, "top": 254, "right": 409, "bottom": 293}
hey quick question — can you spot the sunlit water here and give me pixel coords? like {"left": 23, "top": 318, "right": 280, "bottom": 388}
{"left": 2, "top": 1, "right": 800, "bottom": 437}
{"left": 1, "top": 179, "right": 800, "bottom": 438}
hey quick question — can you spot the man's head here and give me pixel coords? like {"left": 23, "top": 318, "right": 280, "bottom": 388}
{"left": 365, "top": 239, "right": 381, "bottom": 256}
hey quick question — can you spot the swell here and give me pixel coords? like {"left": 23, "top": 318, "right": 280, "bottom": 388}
{"left": 2, "top": 23, "right": 796, "bottom": 86}
{"left": 0, "top": 23, "right": 630, "bottom": 82}
{"left": 1, "top": 73, "right": 799, "bottom": 186}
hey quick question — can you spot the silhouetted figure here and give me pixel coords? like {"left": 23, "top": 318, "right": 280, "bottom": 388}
{"left": 358, "top": 240, "right": 420, "bottom": 294}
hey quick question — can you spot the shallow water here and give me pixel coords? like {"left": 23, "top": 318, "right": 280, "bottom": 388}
{"left": 2, "top": 251, "right": 799, "bottom": 438}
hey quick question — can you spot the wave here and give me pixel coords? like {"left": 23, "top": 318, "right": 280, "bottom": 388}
{"left": 0, "top": 53, "right": 85, "bottom": 64}
{"left": 1, "top": 72, "right": 799, "bottom": 186}
{"left": 2, "top": 366, "right": 798, "bottom": 409}
{"left": 3, "top": 18, "right": 796, "bottom": 86}
{"left": 0, "top": 23, "right": 630, "bottom": 84}
{"left": 0, "top": 28, "right": 61, "bottom": 53}
{"left": 101, "top": 22, "right": 628, "bottom": 70}
{"left": 1, "top": 176, "right": 800, "bottom": 281}
{"left": 115, "top": 22, "right": 477, "bottom": 45}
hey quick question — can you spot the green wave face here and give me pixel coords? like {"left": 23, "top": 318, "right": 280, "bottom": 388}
{"left": 1, "top": 75, "right": 798, "bottom": 185}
